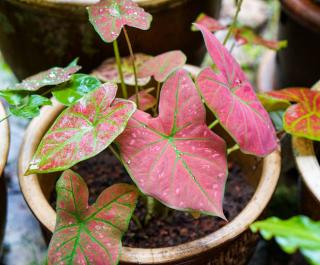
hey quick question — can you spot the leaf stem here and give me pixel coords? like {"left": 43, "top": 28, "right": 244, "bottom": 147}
{"left": 113, "top": 40, "right": 128, "bottom": 99}
{"left": 223, "top": 0, "right": 243, "bottom": 45}
{"left": 208, "top": 119, "right": 219, "bottom": 129}
{"left": 131, "top": 214, "right": 142, "bottom": 229}
{"left": 0, "top": 114, "right": 10, "bottom": 123}
{"left": 153, "top": 82, "right": 161, "bottom": 116}
{"left": 123, "top": 27, "right": 139, "bottom": 108}
{"left": 144, "top": 196, "right": 155, "bottom": 224}
{"left": 109, "top": 145, "right": 122, "bottom": 162}
{"left": 227, "top": 144, "right": 240, "bottom": 155}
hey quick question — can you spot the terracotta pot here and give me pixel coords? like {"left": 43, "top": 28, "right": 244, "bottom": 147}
{"left": 18, "top": 67, "right": 281, "bottom": 264}
{"left": 0, "top": 0, "right": 221, "bottom": 80}
{"left": 0, "top": 102, "right": 10, "bottom": 253}
{"left": 275, "top": 0, "right": 320, "bottom": 88}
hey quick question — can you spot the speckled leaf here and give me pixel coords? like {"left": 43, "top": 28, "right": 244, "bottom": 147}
{"left": 48, "top": 170, "right": 138, "bottom": 265}
{"left": 10, "top": 64, "right": 81, "bottom": 91}
{"left": 258, "top": 93, "right": 290, "bottom": 112}
{"left": 137, "top": 51, "right": 187, "bottom": 82}
{"left": 92, "top": 54, "right": 152, "bottom": 86}
{"left": 117, "top": 69, "right": 227, "bottom": 218}
{"left": 283, "top": 90, "right": 320, "bottom": 141}
{"left": 251, "top": 216, "right": 320, "bottom": 265}
{"left": 52, "top": 74, "right": 102, "bottom": 106}
{"left": 233, "top": 27, "right": 287, "bottom": 50}
{"left": 195, "top": 24, "right": 277, "bottom": 156}
{"left": 191, "top": 13, "right": 226, "bottom": 32}
{"left": 26, "top": 83, "right": 136, "bottom": 174}
{"left": 267, "top": 88, "right": 311, "bottom": 103}
{"left": 88, "top": 0, "right": 152, "bottom": 43}
{"left": 128, "top": 88, "right": 156, "bottom": 111}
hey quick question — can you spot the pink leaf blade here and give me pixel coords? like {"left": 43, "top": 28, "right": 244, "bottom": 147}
{"left": 283, "top": 90, "right": 320, "bottom": 141}
{"left": 128, "top": 88, "right": 156, "bottom": 111}
{"left": 48, "top": 170, "right": 138, "bottom": 265}
{"left": 137, "top": 51, "right": 187, "bottom": 82}
{"left": 191, "top": 13, "right": 226, "bottom": 32}
{"left": 195, "top": 24, "right": 278, "bottom": 156}
{"left": 26, "top": 83, "right": 136, "bottom": 174}
{"left": 267, "top": 88, "right": 312, "bottom": 103}
{"left": 88, "top": 0, "right": 152, "bottom": 43}
{"left": 117, "top": 69, "right": 228, "bottom": 218}
{"left": 92, "top": 53, "right": 152, "bottom": 86}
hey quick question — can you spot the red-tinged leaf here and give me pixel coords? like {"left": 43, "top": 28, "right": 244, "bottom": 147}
{"left": 258, "top": 93, "right": 290, "bottom": 112}
{"left": 283, "top": 90, "right": 320, "bottom": 141}
{"left": 128, "top": 88, "right": 156, "bottom": 111}
{"left": 117, "top": 69, "right": 228, "bottom": 218}
{"left": 191, "top": 13, "right": 226, "bottom": 32}
{"left": 92, "top": 53, "right": 152, "bottom": 86}
{"left": 267, "top": 88, "right": 312, "bottom": 103}
{"left": 195, "top": 24, "right": 277, "bottom": 156}
{"left": 88, "top": 0, "right": 152, "bottom": 43}
{"left": 26, "top": 83, "right": 136, "bottom": 174}
{"left": 12, "top": 65, "right": 81, "bottom": 91}
{"left": 137, "top": 50, "right": 187, "bottom": 82}
{"left": 48, "top": 170, "right": 138, "bottom": 265}
{"left": 233, "top": 27, "right": 287, "bottom": 50}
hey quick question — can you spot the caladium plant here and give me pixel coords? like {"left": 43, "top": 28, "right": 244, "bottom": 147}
{"left": 0, "top": 0, "right": 280, "bottom": 264}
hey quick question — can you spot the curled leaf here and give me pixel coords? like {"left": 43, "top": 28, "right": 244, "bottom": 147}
{"left": 9, "top": 63, "right": 81, "bottom": 91}
{"left": 88, "top": 0, "right": 152, "bottom": 43}
{"left": 48, "top": 170, "right": 138, "bottom": 265}
{"left": 128, "top": 88, "right": 156, "bottom": 111}
{"left": 191, "top": 13, "right": 226, "bottom": 32}
{"left": 52, "top": 74, "right": 102, "bottom": 106}
{"left": 26, "top": 83, "right": 136, "bottom": 174}
{"left": 92, "top": 54, "right": 152, "bottom": 86}
{"left": 195, "top": 23, "right": 277, "bottom": 156}
{"left": 267, "top": 88, "right": 311, "bottom": 103}
{"left": 251, "top": 216, "right": 320, "bottom": 265}
{"left": 117, "top": 69, "right": 228, "bottom": 218}
{"left": 137, "top": 50, "right": 187, "bottom": 82}
{"left": 233, "top": 27, "right": 287, "bottom": 50}
{"left": 258, "top": 93, "right": 290, "bottom": 112}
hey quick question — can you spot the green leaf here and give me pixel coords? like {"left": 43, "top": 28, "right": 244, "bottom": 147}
{"left": 52, "top": 74, "right": 101, "bottom": 106}
{"left": 9, "top": 95, "right": 52, "bottom": 119}
{"left": 258, "top": 93, "right": 291, "bottom": 112}
{"left": 251, "top": 216, "right": 320, "bottom": 265}
{"left": 48, "top": 170, "right": 138, "bottom": 265}
{"left": 0, "top": 90, "right": 26, "bottom": 105}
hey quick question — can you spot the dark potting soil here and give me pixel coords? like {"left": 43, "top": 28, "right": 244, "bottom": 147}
{"left": 51, "top": 149, "right": 254, "bottom": 248}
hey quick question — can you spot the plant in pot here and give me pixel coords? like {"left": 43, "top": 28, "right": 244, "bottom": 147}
{"left": 0, "top": 0, "right": 280, "bottom": 264}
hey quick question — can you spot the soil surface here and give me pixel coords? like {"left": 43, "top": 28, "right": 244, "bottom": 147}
{"left": 51, "top": 149, "right": 254, "bottom": 248}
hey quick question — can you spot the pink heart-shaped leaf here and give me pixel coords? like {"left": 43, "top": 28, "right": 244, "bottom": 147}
{"left": 128, "top": 88, "right": 156, "bottom": 111}
{"left": 13, "top": 65, "right": 81, "bottom": 91}
{"left": 88, "top": 0, "right": 153, "bottom": 43}
{"left": 195, "top": 24, "right": 277, "bottom": 156}
{"left": 26, "top": 83, "right": 136, "bottom": 174}
{"left": 92, "top": 53, "right": 152, "bottom": 86}
{"left": 233, "top": 27, "right": 287, "bottom": 50}
{"left": 137, "top": 50, "right": 187, "bottom": 82}
{"left": 117, "top": 69, "right": 227, "bottom": 218}
{"left": 48, "top": 170, "right": 138, "bottom": 265}
{"left": 191, "top": 13, "right": 226, "bottom": 32}
{"left": 267, "top": 88, "right": 311, "bottom": 103}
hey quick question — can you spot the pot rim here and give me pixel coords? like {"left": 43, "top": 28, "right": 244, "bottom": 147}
{"left": 18, "top": 65, "right": 281, "bottom": 263}
{"left": 0, "top": 101, "right": 10, "bottom": 177}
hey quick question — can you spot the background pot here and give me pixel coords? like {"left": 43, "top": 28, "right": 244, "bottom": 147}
{"left": 275, "top": 0, "right": 320, "bottom": 88}
{"left": 18, "top": 95, "right": 281, "bottom": 264}
{"left": 0, "top": 102, "right": 10, "bottom": 254}
{"left": 0, "top": 0, "right": 221, "bottom": 80}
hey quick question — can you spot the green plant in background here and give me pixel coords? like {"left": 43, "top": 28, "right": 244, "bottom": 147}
{"left": 251, "top": 216, "right": 320, "bottom": 265}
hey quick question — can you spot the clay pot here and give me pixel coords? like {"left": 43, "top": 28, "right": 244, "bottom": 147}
{"left": 0, "top": 0, "right": 221, "bottom": 80}
{"left": 275, "top": 0, "right": 320, "bottom": 88}
{"left": 18, "top": 67, "right": 281, "bottom": 264}
{"left": 0, "top": 102, "right": 10, "bottom": 253}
